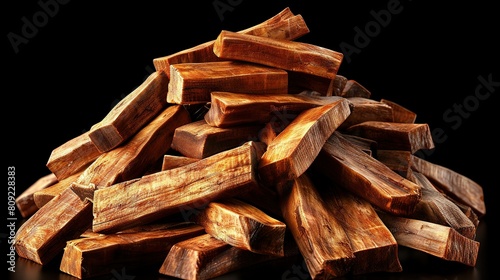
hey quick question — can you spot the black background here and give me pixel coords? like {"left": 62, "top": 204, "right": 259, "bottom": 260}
{"left": 4, "top": 0, "right": 498, "bottom": 279}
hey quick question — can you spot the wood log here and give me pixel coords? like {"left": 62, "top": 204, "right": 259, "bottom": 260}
{"left": 204, "top": 91, "right": 346, "bottom": 128}
{"left": 15, "top": 173, "right": 58, "bottom": 218}
{"left": 195, "top": 198, "right": 286, "bottom": 256}
{"left": 340, "top": 79, "right": 371, "bottom": 98}
{"left": 315, "top": 178, "right": 403, "bottom": 275}
{"left": 406, "top": 172, "right": 477, "bottom": 239}
{"left": 213, "top": 30, "right": 343, "bottom": 80}
{"left": 92, "top": 141, "right": 265, "bottom": 233}
{"left": 346, "top": 121, "right": 435, "bottom": 154}
{"left": 46, "top": 131, "right": 102, "bottom": 180}
{"left": 158, "top": 233, "right": 282, "bottom": 280}
{"left": 88, "top": 71, "right": 169, "bottom": 152}
{"left": 279, "top": 174, "right": 355, "bottom": 279}
{"left": 410, "top": 155, "right": 486, "bottom": 217}
{"left": 161, "top": 154, "right": 200, "bottom": 171}
{"left": 378, "top": 212, "right": 480, "bottom": 267}
{"left": 171, "top": 119, "right": 263, "bottom": 159}
{"left": 339, "top": 97, "right": 394, "bottom": 130}
{"left": 167, "top": 61, "right": 288, "bottom": 104}
{"left": 153, "top": 7, "right": 310, "bottom": 76}
{"left": 380, "top": 98, "right": 417, "bottom": 123}
{"left": 312, "top": 131, "right": 421, "bottom": 216}
{"left": 59, "top": 222, "right": 205, "bottom": 279}
{"left": 33, "top": 171, "right": 82, "bottom": 208}
{"left": 259, "top": 99, "right": 352, "bottom": 187}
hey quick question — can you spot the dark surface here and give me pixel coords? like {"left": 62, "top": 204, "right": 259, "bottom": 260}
{"left": 4, "top": 0, "right": 497, "bottom": 279}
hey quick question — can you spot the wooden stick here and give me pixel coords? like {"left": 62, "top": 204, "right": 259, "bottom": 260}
{"left": 15, "top": 173, "right": 57, "bottom": 218}
{"left": 380, "top": 98, "right": 417, "bottom": 123}
{"left": 33, "top": 171, "right": 82, "bottom": 208}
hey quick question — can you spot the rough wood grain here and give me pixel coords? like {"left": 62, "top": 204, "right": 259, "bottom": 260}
{"left": 153, "top": 7, "right": 310, "bottom": 76}
{"left": 342, "top": 134, "right": 378, "bottom": 156}
{"left": 380, "top": 98, "right": 417, "bottom": 123}
{"left": 279, "top": 174, "right": 355, "bottom": 279}
{"left": 313, "top": 131, "right": 421, "bottom": 216}
{"left": 171, "top": 119, "right": 263, "bottom": 159}
{"left": 410, "top": 155, "right": 486, "bottom": 217}
{"left": 167, "top": 61, "right": 288, "bottom": 104}
{"left": 59, "top": 222, "right": 205, "bottom": 279}
{"left": 15, "top": 173, "right": 58, "bottom": 218}
{"left": 88, "top": 71, "right": 169, "bottom": 152}
{"left": 378, "top": 212, "right": 480, "bottom": 267}
{"left": 92, "top": 141, "right": 265, "bottom": 233}
{"left": 346, "top": 121, "right": 435, "bottom": 154}
{"left": 213, "top": 30, "right": 343, "bottom": 80}
{"left": 33, "top": 171, "right": 82, "bottom": 208}
{"left": 376, "top": 149, "right": 414, "bottom": 179}
{"left": 161, "top": 154, "right": 200, "bottom": 171}
{"left": 259, "top": 99, "right": 352, "bottom": 187}
{"left": 339, "top": 97, "right": 394, "bottom": 130}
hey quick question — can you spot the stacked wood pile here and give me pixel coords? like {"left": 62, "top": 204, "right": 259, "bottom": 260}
{"left": 14, "top": 7, "right": 485, "bottom": 280}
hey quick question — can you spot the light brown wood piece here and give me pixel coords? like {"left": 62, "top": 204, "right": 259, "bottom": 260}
{"left": 171, "top": 119, "right": 263, "bottom": 159}
{"left": 317, "top": 181, "right": 403, "bottom": 275}
{"left": 88, "top": 71, "right": 169, "bottom": 152}
{"left": 313, "top": 131, "right": 421, "bottom": 216}
{"left": 213, "top": 30, "right": 343, "bottom": 80}
{"left": 279, "top": 174, "right": 355, "bottom": 279}
{"left": 15, "top": 173, "right": 58, "bottom": 218}
{"left": 158, "top": 233, "right": 281, "bottom": 280}
{"left": 346, "top": 121, "right": 435, "bottom": 154}
{"left": 167, "top": 61, "right": 288, "bottom": 104}
{"left": 380, "top": 98, "right": 417, "bottom": 123}
{"left": 161, "top": 154, "right": 200, "bottom": 171}
{"left": 378, "top": 212, "right": 480, "bottom": 267}
{"left": 33, "top": 171, "right": 82, "bottom": 208}
{"left": 195, "top": 198, "right": 286, "bottom": 256}
{"left": 259, "top": 99, "right": 352, "bottom": 187}
{"left": 410, "top": 155, "right": 486, "bottom": 217}
{"left": 339, "top": 97, "right": 394, "bottom": 130}
{"left": 153, "top": 7, "right": 310, "bottom": 76}
{"left": 341, "top": 79, "right": 371, "bottom": 98}
{"left": 59, "top": 222, "right": 205, "bottom": 279}
{"left": 204, "top": 91, "right": 346, "bottom": 128}
{"left": 92, "top": 141, "right": 265, "bottom": 233}
{"left": 406, "top": 172, "right": 477, "bottom": 239}
{"left": 46, "top": 131, "right": 102, "bottom": 181}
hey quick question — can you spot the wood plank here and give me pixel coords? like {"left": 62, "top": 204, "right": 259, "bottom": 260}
{"left": 92, "top": 141, "right": 265, "bottom": 233}
{"left": 213, "top": 30, "right": 343, "bottom": 80}
{"left": 33, "top": 171, "right": 82, "bottom": 208}
{"left": 204, "top": 91, "right": 346, "bottom": 128}
{"left": 312, "top": 131, "right": 421, "bottom": 216}
{"left": 161, "top": 154, "right": 200, "bottom": 171}
{"left": 171, "top": 119, "right": 263, "bottom": 159}
{"left": 88, "top": 71, "right": 169, "bottom": 152}
{"left": 410, "top": 155, "right": 486, "bottom": 217}
{"left": 279, "top": 174, "right": 355, "bottom": 279}
{"left": 59, "top": 222, "right": 205, "bottom": 279}
{"left": 380, "top": 98, "right": 417, "bottom": 123}
{"left": 167, "top": 61, "right": 288, "bottom": 104}
{"left": 339, "top": 97, "right": 394, "bottom": 130}
{"left": 259, "top": 99, "right": 352, "bottom": 187}
{"left": 15, "top": 173, "right": 58, "bottom": 218}
{"left": 378, "top": 212, "right": 480, "bottom": 267}
{"left": 153, "top": 7, "right": 310, "bottom": 76}
{"left": 346, "top": 121, "right": 435, "bottom": 154}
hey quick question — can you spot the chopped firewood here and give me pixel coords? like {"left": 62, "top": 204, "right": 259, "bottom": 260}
{"left": 15, "top": 105, "right": 190, "bottom": 265}
{"left": 213, "top": 30, "right": 343, "bottom": 80}
{"left": 259, "top": 100, "right": 352, "bottom": 187}
{"left": 171, "top": 119, "right": 263, "bottom": 159}
{"left": 378, "top": 212, "right": 480, "bottom": 267}
{"left": 346, "top": 121, "right": 435, "bottom": 154}
{"left": 287, "top": 71, "right": 334, "bottom": 96}
{"left": 315, "top": 178, "right": 403, "bottom": 275}
{"left": 15, "top": 173, "right": 58, "bottom": 218}
{"left": 161, "top": 154, "right": 200, "bottom": 171}
{"left": 88, "top": 71, "right": 170, "bottom": 152}
{"left": 205, "top": 91, "right": 346, "bottom": 128}
{"left": 376, "top": 149, "right": 414, "bottom": 179}
{"left": 380, "top": 98, "right": 417, "bottom": 123}
{"left": 313, "top": 131, "right": 421, "bottom": 216}
{"left": 195, "top": 198, "right": 286, "bottom": 256}
{"left": 33, "top": 171, "right": 82, "bottom": 208}
{"left": 410, "top": 155, "right": 486, "bottom": 217}
{"left": 342, "top": 134, "right": 378, "bottom": 156}
{"left": 340, "top": 79, "right": 371, "bottom": 98}
{"left": 158, "top": 233, "right": 283, "bottom": 280}
{"left": 279, "top": 174, "right": 355, "bottom": 279}
{"left": 92, "top": 141, "right": 265, "bottom": 233}
{"left": 46, "top": 131, "right": 102, "bottom": 181}
{"left": 153, "top": 7, "right": 310, "bottom": 76}
{"left": 59, "top": 222, "right": 205, "bottom": 279}
{"left": 331, "top": 74, "right": 348, "bottom": 96}
{"left": 405, "top": 172, "right": 477, "bottom": 239}
{"left": 167, "top": 61, "right": 288, "bottom": 104}
{"left": 339, "top": 97, "right": 394, "bottom": 130}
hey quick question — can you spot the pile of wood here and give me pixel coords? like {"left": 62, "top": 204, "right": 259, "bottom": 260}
{"left": 14, "top": 7, "right": 485, "bottom": 280}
